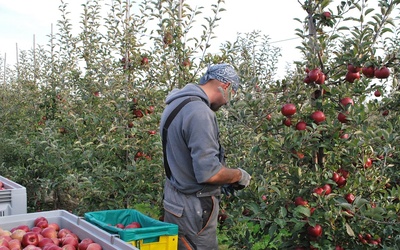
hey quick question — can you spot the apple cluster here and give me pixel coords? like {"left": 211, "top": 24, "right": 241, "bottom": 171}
{"left": 358, "top": 232, "right": 381, "bottom": 245}
{"left": 346, "top": 64, "right": 391, "bottom": 83}
{"left": 0, "top": 216, "right": 102, "bottom": 250}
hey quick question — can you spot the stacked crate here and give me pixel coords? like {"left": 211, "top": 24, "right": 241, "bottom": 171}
{"left": 0, "top": 175, "right": 27, "bottom": 216}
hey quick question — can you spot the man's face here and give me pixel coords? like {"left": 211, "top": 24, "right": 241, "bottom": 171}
{"left": 211, "top": 83, "right": 235, "bottom": 111}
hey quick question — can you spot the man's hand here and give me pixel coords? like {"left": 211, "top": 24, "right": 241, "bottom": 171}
{"left": 238, "top": 168, "right": 251, "bottom": 187}
{"left": 221, "top": 184, "right": 236, "bottom": 197}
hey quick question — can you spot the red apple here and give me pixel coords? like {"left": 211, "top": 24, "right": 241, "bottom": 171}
{"left": 313, "top": 187, "right": 324, "bottom": 195}
{"left": 382, "top": 110, "right": 389, "bottom": 116}
{"left": 57, "top": 229, "right": 71, "bottom": 239}
{"left": 310, "top": 110, "right": 326, "bottom": 124}
{"left": 8, "top": 239, "right": 22, "bottom": 250}
{"left": 340, "top": 97, "right": 354, "bottom": 107}
{"left": 61, "top": 244, "right": 77, "bottom": 250}
{"left": 347, "top": 64, "right": 361, "bottom": 73}
{"left": 322, "top": 11, "right": 331, "bottom": 19}
{"left": 22, "top": 232, "right": 39, "bottom": 247}
{"left": 345, "top": 71, "right": 360, "bottom": 83}
{"left": 374, "top": 90, "right": 381, "bottom": 97}
{"left": 141, "top": 57, "right": 149, "bottom": 65}
{"left": 281, "top": 103, "right": 296, "bottom": 117}
{"left": 34, "top": 217, "right": 48, "bottom": 227}
{"left": 41, "top": 227, "right": 58, "bottom": 239}
{"left": 86, "top": 243, "right": 102, "bottom": 250}
{"left": 307, "top": 224, "right": 323, "bottom": 238}
{"left": 61, "top": 235, "right": 78, "bottom": 248}
{"left": 0, "top": 246, "right": 8, "bottom": 250}
{"left": 331, "top": 172, "right": 339, "bottom": 182}
{"left": 364, "top": 158, "right": 373, "bottom": 168}
{"left": 308, "top": 68, "right": 320, "bottom": 82}
{"left": 38, "top": 238, "right": 54, "bottom": 248}
{"left": 374, "top": 66, "right": 390, "bottom": 79}
{"left": 115, "top": 223, "right": 124, "bottom": 229}
{"left": 345, "top": 193, "right": 356, "bottom": 204}
{"left": 11, "top": 229, "right": 26, "bottom": 242}
{"left": 125, "top": 222, "right": 141, "bottom": 229}
{"left": 36, "top": 220, "right": 49, "bottom": 229}
{"left": 0, "top": 237, "right": 9, "bottom": 248}
{"left": 11, "top": 225, "right": 30, "bottom": 233}
{"left": 315, "top": 72, "right": 326, "bottom": 84}
{"left": 283, "top": 118, "right": 292, "bottom": 127}
{"left": 46, "top": 223, "right": 60, "bottom": 232}
{"left": 362, "top": 66, "right": 375, "bottom": 78}
{"left": 78, "top": 238, "right": 95, "bottom": 250}
{"left": 337, "top": 168, "right": 349, "bottom": 178}
{"left": 322, "top": 184, "right": 332, "bottom": 195}
{"left": 42, "top": 243, "right": 62, "bottom": 250}
{"left": 30, "top": 227, "right": 42, "bottom": 234}
{"left": 295, "top": 121, "right": 307, "bottom": 131}
{"left": 294, "top": 197, "right": 308, "bottom": 206}
{"left": 337, "top": 112, "right": 348, "bottom": 123}
{"left": 0, "top": 235, "right": 12, "bottom": 244}
{"left": 336, "top": 176, "right": 347, "bottom": 188}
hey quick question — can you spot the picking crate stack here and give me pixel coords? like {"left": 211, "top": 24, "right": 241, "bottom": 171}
{"left": 0, "top": 175, "right": 178, "bottom": 250}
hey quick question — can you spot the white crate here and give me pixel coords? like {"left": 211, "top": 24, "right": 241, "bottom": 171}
{"left": 0, "top": 210, "right": 138, "bottom": 250}
{"left": 0, "top": 175, "right": 27, "bottom": 216}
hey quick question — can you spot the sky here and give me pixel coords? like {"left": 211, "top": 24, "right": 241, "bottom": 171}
{"left": 0, "top": 0, "right": 308, "bottom": 77}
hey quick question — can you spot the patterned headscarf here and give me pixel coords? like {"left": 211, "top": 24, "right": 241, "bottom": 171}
{"left": 199, "top": 64, "right": 240, "bottom": 92}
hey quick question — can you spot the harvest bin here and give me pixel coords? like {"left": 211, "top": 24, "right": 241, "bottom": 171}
{"left": 0, "top": 210, "right": 138, "bottom": 250}
{"left": 85, "top": 209, "right": 178, "bottom": 250}
{"left": 0, "top": 175, "right": 27, "bottom": 216}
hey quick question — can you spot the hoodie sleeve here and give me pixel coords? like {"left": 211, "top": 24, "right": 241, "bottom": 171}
{"left": 184, "top": 104, "right": 222, "bottom": 184}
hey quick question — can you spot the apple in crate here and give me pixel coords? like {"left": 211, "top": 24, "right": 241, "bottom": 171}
{"left": 125, "top": 222, "right": 141, "bottom": 229}
{"left": 11, "top": 229, "right": 26, "bottom": 241}
{"left": 22, "top": 232, "right": 40, "bottom": 247}
{"left": 86, "top": 243, "right": 102, "bottom": 250}
{"left": 38, "top": 238, "right": 54, "bottom": 248}
{"left": 78, "top": 238, "right": 94, "bottom": 250}
{"left": 8, "top": 239, "right": 22, "bottom": 249}
{"left": 41, "top": 227, "right": 58, "bottom": 239}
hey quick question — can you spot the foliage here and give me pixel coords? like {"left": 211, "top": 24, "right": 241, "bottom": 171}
{"left": 0, "top": 0, "right": 399, "bottom": 249}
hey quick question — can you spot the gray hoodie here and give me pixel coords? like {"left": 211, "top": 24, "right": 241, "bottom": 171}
{"left": 159, "top": 83, "right": 222, "bottom": 194}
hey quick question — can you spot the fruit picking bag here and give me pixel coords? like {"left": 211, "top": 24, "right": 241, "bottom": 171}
{"left": 84, "top": 209, "right": 178, "bottom": 242}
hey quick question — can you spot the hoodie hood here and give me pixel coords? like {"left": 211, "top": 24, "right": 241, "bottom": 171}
{"left": 165, "top": 83, "right": 209, "bottom": 106}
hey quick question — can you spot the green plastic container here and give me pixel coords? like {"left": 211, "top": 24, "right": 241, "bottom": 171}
{"left": 84, "top": 209, "right": 178, "bottom": 244}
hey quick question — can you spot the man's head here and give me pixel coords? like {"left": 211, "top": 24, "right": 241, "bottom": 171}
{"left": 198, "top": 64, "right": 240, "bottom": 111}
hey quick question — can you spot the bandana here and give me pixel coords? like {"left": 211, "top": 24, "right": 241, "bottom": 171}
{"left": 199, "top": 64, "right": 240, "bottom": 92}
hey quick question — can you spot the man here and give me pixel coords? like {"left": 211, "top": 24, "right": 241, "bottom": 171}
{"left": 160, "top": 63, "right": 251, "bottom": 249}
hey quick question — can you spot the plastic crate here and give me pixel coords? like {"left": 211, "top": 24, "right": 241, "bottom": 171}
{"left": 0, "top": 175, "right": 27, "bottom": 216}
{"left": 85, "top": 209, "right": 178, "bottom": 250}
{"left": 0, "top": 210, "right": 139, "bottom": 250}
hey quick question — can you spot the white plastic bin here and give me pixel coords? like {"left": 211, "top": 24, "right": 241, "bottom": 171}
{"left": 0, "top": 175, "right": 27, "bottom": 216}
{"left": 0, "top": 210, "right": 138, "bottom": 250}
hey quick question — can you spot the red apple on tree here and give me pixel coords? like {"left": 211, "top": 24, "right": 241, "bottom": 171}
{"left": 345, "top": 193, "right": 356, "bottom": 204}
{"left": 374, "top": 66, "right": 390, "bottom": 79}
{"left": 345, "top": 71, "right": 360, "bottom": 83}
{"left": 364, "top": 158, "right": 373, "bottom": 168}
{"left": 308, "top": 68, "right": 321, "bottom": 82}
{"left": 310, "top": 110, "right": 326, "bottom": 124}
{"left": 322, "top": 184, "right": 332, "bottom": 195}
{"left": 337, "top": 112, "right": 348, "bottom": 123}
{"left": 374, "top": 90, "right": 381, "bottom": 97}
{"left": 340, "top": 97, "right": 354, "bottom": 107}
{"left": 283, "top": 118, "right": 292, "bottom": 127}
{"left": 362, "top": 65, "right": 375, "bottom": 78}
{"left": 307, "top": 224, "right": 323, "bottom": 238}
{"left": 281, "top": 103, "right": 296, "bottom": 117}
{"left": 347, "top": 64, "right": 361, "bottom": 73}
{"left": 295, "top": 121, "right": 307, "bottom": 131}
